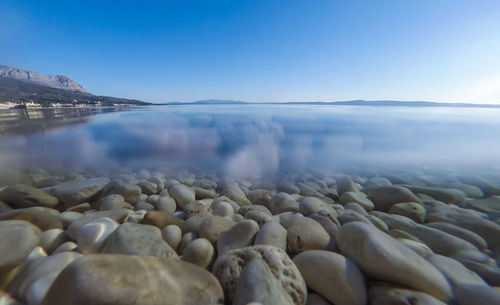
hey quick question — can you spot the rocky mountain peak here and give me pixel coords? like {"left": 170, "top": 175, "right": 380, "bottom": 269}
{"left": 0, "top": 65, "right": 87, "bottom": 93}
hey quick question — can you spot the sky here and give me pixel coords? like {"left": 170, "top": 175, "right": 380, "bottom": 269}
{"left": 1, "top": 0, "right": 500, "bottom": 104}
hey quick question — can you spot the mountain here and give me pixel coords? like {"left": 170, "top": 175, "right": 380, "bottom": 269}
{"left": 0, "top": 65, "right": 87, "bottom": 93}
{"left": 0, "top": 65, "right": 150, "bottom": 107}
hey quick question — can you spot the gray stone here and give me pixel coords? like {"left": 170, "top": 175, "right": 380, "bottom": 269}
{"left": 0, "top": 185, "right": 58, "bottom": 209}
{"left": 0, "top": 220, "right": 41, "bottom": 274}
{"left": 42, "top": 177, "right": 110, "bottom": 207}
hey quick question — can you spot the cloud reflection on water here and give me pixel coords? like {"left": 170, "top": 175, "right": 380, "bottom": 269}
{"left": 1, "top": 105, "right": 500, "bottom": 180}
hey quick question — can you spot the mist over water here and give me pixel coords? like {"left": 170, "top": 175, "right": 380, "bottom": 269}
{"left": 1, "top": 104, "right": 500, "bottom": 180}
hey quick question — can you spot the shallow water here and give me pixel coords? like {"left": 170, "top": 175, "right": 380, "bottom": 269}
{"left": 1, "top": 104, "right": 500, "bottom": 180}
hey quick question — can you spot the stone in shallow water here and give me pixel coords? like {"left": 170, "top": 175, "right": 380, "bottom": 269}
{"left": 169, "top": 184, "right": 196, "bottom": 208}
{"left": 0, "top": 184, "right": 58, "bottom": 209}
{"left": 287, "top": 217, "right": 331, "bottom": 253}
{"left": 217, "top": 219, "right": 259, "bottom": 256}
{"left": 369, "top": 285, "right": 446, "bottom": 305}
{"left": 199, "top": 215, "right": 235, "bottom": 244}
{"left": 388, "top": 202, "right": 426, "bottom": 223}
{"left": 42, "top": 177, "right": 110, "bottom": 207}
{"left": 100, "top": 181, "right": 142, "bottom": 204}
{"left": 366, "top": 185, "right": 421, "bottom": 211}
{"left": 424, "top": 222, "right": 488, "bottom": 251}
{"left": 254, "top": 221, "right": 287, "bottom": 251}
{"left": 162, "top": 224, "right": 182, "bottom": 250}
{"left": 337, "top": 222, "right": 452, "bottom": 302}
{"left": 293, "top": 250, "right": 366, "bottom": 305}
{"left": 182, "top": 238, "right": 214, "bottom": 269}
{"left": 466, "top": 196, "right": 500, "bottom": 213}
{"left": 40, "top": 254, "right": 224, "bottom": 305}
{"left": 0, "top": 220, "right": 41, "bottom": 274}
{"left": 213, "top": 245, "right": 307, "bottom": 305}
{"left": 101, "top": 222, "right": 178, "bottom": 258}
{"left": 76, "top": 217, "right": 118, "bottom": 254}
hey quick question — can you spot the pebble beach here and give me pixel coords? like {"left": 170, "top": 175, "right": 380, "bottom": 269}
{"left": 0, "top": 166, "right": 499, "bottom": 305}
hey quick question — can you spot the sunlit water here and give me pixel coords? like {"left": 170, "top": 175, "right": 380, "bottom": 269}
{"left": 1, "top": 104, "right": 500, "bottom": 180}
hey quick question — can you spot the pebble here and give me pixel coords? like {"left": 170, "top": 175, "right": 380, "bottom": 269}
{"left": 293, "top": 251, "right": 366, "bottom": 305}
{"left": 161, "top": 225, "right": 182, "bottom": 250}
{"left": 42, "top": 177, "right": 110, "bottom": 207}
{"left": 366, "top": 185, "right": 421, "bottom": 211}
{"left": 76, "top": 217, "right": 118, "bottom": 254}
{"left": 337, "top": 222, "right": 452, "bottom": 302}
{"left": 217, "top": 219, "right": 259, "bottom": 256}
{"left": 100, "top": 181, "right": 142, "bottom": 204}
{"left": 101, "top": 222, "right": 178, "bottom": 258}
{"left": 169, "top": 184, "right": 196, "bottom": 208}
{"left": 40, "top": 254, "right": 224, "bottom": 305}
{"left": 388, "top": 202, "right": 426, "bottom": 223}
{"left": 287, "top": 217, "right": 331, "bottom": 253}
{"left": 182, "top": 238, "right": 214, "bottom": 268}
{"left": 0, "top": 184, "right": 58, "bottom": 209}
{"left": 199, "top": 215, "right": 235, "bottom": 244}
{"left": 213, "top": 245, "right": 307, "bottom": 305}
{"left": 0, "top": 220, "right": 41, "bottom": 274}
{"left": 339, "top": 191, "right": 374, "bottom": 210}
{"left": 254, "top": 221, "right": 287, "bottom": 250}
{"left": 38, "top": 229, "right": 67, "bottom": 254}
{"left": 369, "top": 285, "right": 447, "bottom": 305}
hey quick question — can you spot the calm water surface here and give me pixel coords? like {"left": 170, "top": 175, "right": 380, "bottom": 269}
{"left": 1, "top": 104, "right": 500, "bottom": 180}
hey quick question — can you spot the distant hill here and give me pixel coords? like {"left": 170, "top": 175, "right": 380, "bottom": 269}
{"left": 0, "top": 65, "right": 150, "bottom": 107}
{"left": 165, "top": 99, "right": 500, "bottom": 108}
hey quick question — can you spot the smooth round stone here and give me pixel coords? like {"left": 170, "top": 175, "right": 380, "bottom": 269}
{"left": 337, "top": 222, "right": 452, "bottom": 302}
{"left": 162, "top": 225, "right": 182, "bottom": 250}
{"left": 133, "top": 201, "right": 155, "bottom": 211}
{"left": 467, "top": 196, "right": 500, "bottom": 213}
{"left": 212, "top": 201, "right": 234, "bottom": 218}
{"left": 337, "top": 210, "right": 374, "bottom": 227}
{"left": 10, "top": 251, "right": 81, "bottom": 301}
{"left": 376, "top": 212, "right": 478, "bottom": 256}
{"left": 182, "top": 238, "right": 214, "bottom": 269}
{"left": 425, "top": 222, "right": 488, "bottom": 251}
{"left": 0, "top": 184, "right": 58, "bottom": 209}
{"left": 254, "top": 221, "right": 287, "bottom": 250}
{"left": 308, "top": 211, "right": 341, "bottom": 237}
{"left": 140, "top": 210, "right": 186, "bottom": 233}
{"left": 237, "top": 205, "right": 271, "bottom": 216}
{"left": 298, "top": 197, "right": 328, "bottom": 216}
{"left": 191, "top": 186, "right": 216, "bottom": 200}
{"left": 154, "top": 196, "right": 176, "bottom": 213}
{"left": 404, "top": 185, "right": 466, "bottom": 204}
{"left": 366, "top": 186, "right": 421, "bottom": 211}
{"left": 0, "top": 209, "right": 63, "bottom": 231}
{"left": 369, "top": 285, "right": 446, "bottom": 305}
{"left": 178, "top": 232, "right": 198, "bottom": 255}
{"left": 278, "top": 212, "right": 304, "bottom": 229}
{"left": 169, "top": 184, "right": 196, "bottom": 208}
{"left": 94, "top": 194, "right": 125, "bottom": 210}
{"left": 460, "top": 260, "right": 500, "bottom": 286}
{"left": 339, "top": 192, "right": 374, "bottom": 210}
{"left": 217, "top": 220, "right": 259, "bottom": 256}
{"left": 287, "top": 217, "right": 331, "bottom": 253}
{"left": 220, "top": 182, "right": 251, "bottom": 206}
{"left": 52, "top": 241, "right": 77, "bottom": 254}
{"left": 137, "top": 181, "right": 157, "bottom": 195}
{"left": 0, "top": 290, "right": 23, "bottom": 305}
{"left": 184, "top": 212, "right": 210, "bottom": 234}
{"left": 213, "top": 245, "right": 307, "bottom": 305}
{"left": 40, "top": 254, "right": 224, "bottom": 305}
{"left": 343, "top": 202, "right": 368, "bottom": 215}
{"left": 183, "top": 201, "right": 209, "bottom": 217}
{"left": 232, "top": 213, "right": 244, "bottom": 222}
{"left": 101, "top": 181, "right": 142, "bottom": 204}
{"left": 101, "top": 222, "right": 178, "bottom": 258}
{"left": 38, "top": 229, "right": 67, "bottom": 254}
{"left": 336, "top": 176, "right": 357, "bottom": 194}
{"left": 244, "top": 210, "right": 273, "bottom": 226}
{"left": 57, "top": 211, "right": 82, "bottom": 228}
{"left": 66, "top": 209, "right": 131, "bottom": 239}
{"left": 293, "top": 251, "right": 366, "bottom": 305}
{"left": 427, "top": 254, "right": 487, "bottom": 287}
{"left": 42, "top": 177, "right": 110, "bottom": 207}
{"left": 25, "top": 271, "right": 58, "bottom": 305}
{"left": 247, "top": 189, "right": 273, "bottom": 206}
{"left": 297, "top": 183, "right": 324, "bottom": 197}
{"left": 199, "top": 215, "right": 235, "bottom": 244}
{"left": 76, "top": 217, "right": 119, "bottom": 254}
{"left": 0, "top": 220, "right": 41, "bottom": 274}
{"left": 397, "top": 238, "right": 433, "bottom": 257}
{"left": 389, "top": 202, "right": 426, "bottom": 223}
{"left": 365, "top": 215, "right": 389, "bottom": 232}
{"left": 269, "top": 193, "right": 300, "bottom": 214}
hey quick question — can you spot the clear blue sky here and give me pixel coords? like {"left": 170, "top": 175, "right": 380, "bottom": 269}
{"left": 1, "top": 0, "right": 500, "bottom": 103}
